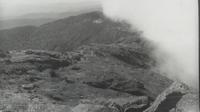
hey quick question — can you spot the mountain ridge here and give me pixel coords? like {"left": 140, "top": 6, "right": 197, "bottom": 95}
{"left": 0, "top": 11, "right": 140, "bottom": 52}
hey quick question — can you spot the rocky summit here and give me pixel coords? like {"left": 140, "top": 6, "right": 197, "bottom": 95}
{"left": 0, "top": 11, "right": 199, "bottom": 112}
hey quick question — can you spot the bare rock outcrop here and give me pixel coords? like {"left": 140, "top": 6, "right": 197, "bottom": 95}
{"left": 73, "top": 96, "right": 149, "bottom": 112}
{"left": 144, "top": 82, "right": 198, "bottom": 112}
{"left": 173, "top": 93, "right": 199, "bottom": 112}
{"left": 6, "top": 50, "right": 84, "bottom": 66}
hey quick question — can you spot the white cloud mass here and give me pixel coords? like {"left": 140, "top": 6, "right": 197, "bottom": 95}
{"left": 101, "top": 0, "right": 198, "bottom": 89}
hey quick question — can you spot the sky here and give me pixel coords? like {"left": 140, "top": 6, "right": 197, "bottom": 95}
{"left": 0, "top": 0, "right": 101, "bottom": 19}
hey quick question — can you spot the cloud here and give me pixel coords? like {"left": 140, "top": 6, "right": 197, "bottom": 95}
{"left": 101, "top": 0, "right": 199, "bottom": 88}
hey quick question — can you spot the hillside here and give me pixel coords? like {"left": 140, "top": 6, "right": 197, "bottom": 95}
{"left": 0, "top": 11, "right": 140, "bottom": 52}
{"left": 0, "top": 11, "right": 198, "bottom": 112}
{"left": 0, "top": 43, "right": 198, "bottom": 112}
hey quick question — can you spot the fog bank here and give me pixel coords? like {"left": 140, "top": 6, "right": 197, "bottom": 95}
{"left": 101, "top": 0, "right": 199, "bottom": 89}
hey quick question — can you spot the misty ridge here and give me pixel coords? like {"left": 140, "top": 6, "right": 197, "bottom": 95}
{"left": 0, "top": 5, "right": 101, "bottom": 30}
{"left": 0, "top": 0, "right": 199, "bottom": 112}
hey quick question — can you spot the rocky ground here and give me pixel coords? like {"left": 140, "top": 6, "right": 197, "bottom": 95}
{"left": 0, "top": 41, "right": 198, "bottom": 112}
